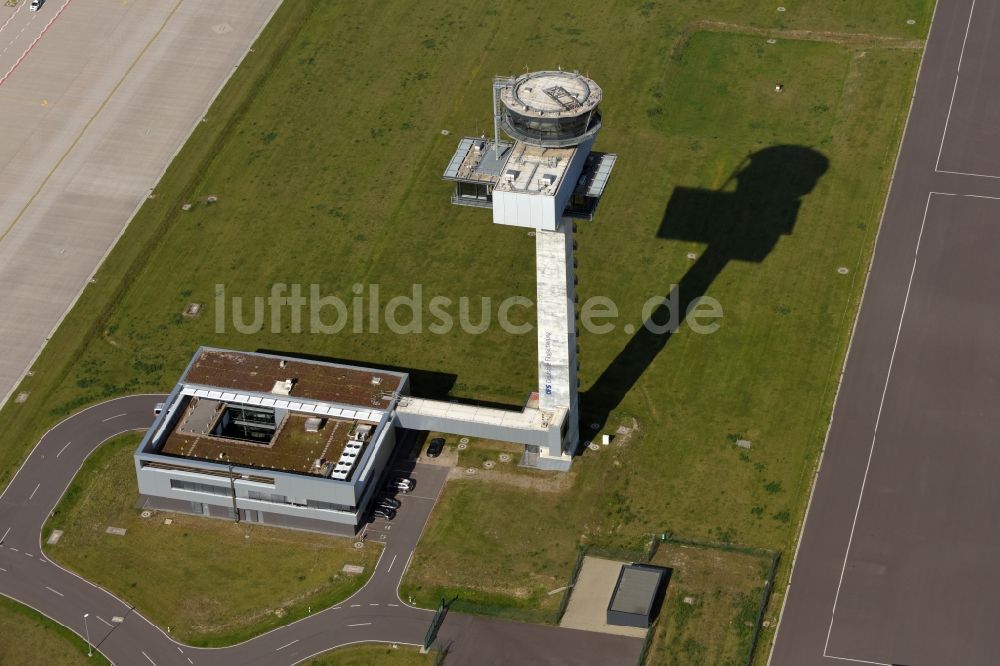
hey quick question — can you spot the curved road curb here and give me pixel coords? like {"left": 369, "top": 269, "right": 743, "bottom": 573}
{"left": 0, "top": 394, "right": 442, "bottom": 665}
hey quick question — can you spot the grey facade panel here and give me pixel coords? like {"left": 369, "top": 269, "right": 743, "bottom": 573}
{"left": 137, "top": 495, "right": 357, "bottom": 537}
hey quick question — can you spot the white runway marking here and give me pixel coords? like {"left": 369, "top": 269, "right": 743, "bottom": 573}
{"left": 0, "top": 567, "right": 7, "bottom": 572}
{"left": 369, "top": 603, "right": 379, "bottom": 607}
{"left": 23, "top": 552, "right": 32, "bottom": 557}
{"left": 102, "top": 413, "right": 126, "bottom": 422}
{"left": 1, "top": 527, "right": 10, "bottom": 543}
{"left": 385, "top": 554, "right": 397, "bottom": 573}
{"left": 56, "top": 441, "right": 71, "bottom": 458}
{"left": 45, "top": 586, "right": 63, "bottom": 597}
{"left": 935, "top": 0, "right": 980, "bottom": 174}
{"left": 142, "top": 651, "right": 156, "bottom": 665}
{"left": 823, "top": 192, "right": 937, "bottom": 664}
{"left": 275, "top": 639, "right": 298, "bottom": 651}
{"left": 349, "top": 604, "right": 361, "bottom": 608}
{"left": 28, "top": 483, "right": 40, "bottom": 500}
{"left": 347, "top": 622, "right": 372, "bottom": 627}
{"left": 387, "top": 603, "right": 399, "bottom": 607}
{"left": 96, "top": 616, "right": 113, "bottom": 628}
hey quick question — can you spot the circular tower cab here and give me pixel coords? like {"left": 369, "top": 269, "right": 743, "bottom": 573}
{"left": 499, "top": 70, "right": 602, "bottom": 148}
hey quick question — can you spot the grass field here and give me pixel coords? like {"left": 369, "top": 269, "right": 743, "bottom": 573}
{"left": 302, "top": 644, "right": 434, "bottom": 666}
{"left": 0, "top": 0, "right": 933, "bottom": 661}
{"left": 645, "top": 543, "right": 774, "bottom": 666}
{"left": 42, "top": 434, "right": 379, "bottom": 646}
{"left": 0, "top": 596, "right": 110, "bottom": 666}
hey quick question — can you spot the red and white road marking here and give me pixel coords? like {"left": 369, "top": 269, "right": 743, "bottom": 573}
{"left": 0, "top": 0, "right": 75, "bottom": 88}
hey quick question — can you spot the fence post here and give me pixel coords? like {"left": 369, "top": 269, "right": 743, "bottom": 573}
{"left": 744, "top": 551, "right": 781, "bottom": 666}
{"left": 423, "top": 597, "right": 448, "bottom": 653}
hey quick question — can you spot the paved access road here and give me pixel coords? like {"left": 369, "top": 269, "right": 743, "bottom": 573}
{"left": 0, "top": 0, "right": 283, "bottom": 408}
{"left": 772, "top": 2, "right": 1000, "bottom": 664}
{"left": 0, "top": 395, "right": 641, "bottom": 664}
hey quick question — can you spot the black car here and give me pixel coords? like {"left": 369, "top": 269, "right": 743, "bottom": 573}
{"left": 372, "top": 507, "right": 396, "bottom": 521}
{"left": 377, "top": 496, "right": 401, "bottom": 510}
{"left": 427, "top": 437, "right": 445, "bottom": 458}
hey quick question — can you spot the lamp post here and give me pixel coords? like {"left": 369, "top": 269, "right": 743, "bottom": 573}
{"left": 83, "top": 613, "right": 92, "bottom": 657}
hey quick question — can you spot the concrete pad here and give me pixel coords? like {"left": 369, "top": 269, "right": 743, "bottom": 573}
{"left": 45, "top": 529, "right": 62, "bottom": 544}
{"left": 104, "top": 526, "right": 126, "bottom": 536}
{"left": 0, "top": 0, "right": 283, "bottom": 407}
{"left": 559, "top": 556, "right": 647, "bottom": 638}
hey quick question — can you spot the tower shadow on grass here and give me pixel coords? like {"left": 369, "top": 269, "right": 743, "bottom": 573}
{"left": 580, "top": 145, "right": 829, "bottom": 437}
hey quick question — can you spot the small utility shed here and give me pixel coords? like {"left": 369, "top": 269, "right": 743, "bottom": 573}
{"left": 606, "top": 563, "right": 670, "bottom": 628}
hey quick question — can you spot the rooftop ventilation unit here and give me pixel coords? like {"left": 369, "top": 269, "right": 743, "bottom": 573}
{"left": 271, "top": 379, "right": 294, "bottom": 396}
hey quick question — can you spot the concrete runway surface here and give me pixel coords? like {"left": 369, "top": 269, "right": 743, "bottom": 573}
{"left": 771, "top": 1, "right": 1000, "bottom": 664}
{"left": 0, "top": 0, "right": 282, "bottom": 408}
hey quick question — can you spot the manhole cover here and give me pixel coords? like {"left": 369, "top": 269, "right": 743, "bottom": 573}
{"left": 181, "top": 203, "right": 192, "bottom": 211}
{"left": 906, "top": 18, "right": 916, "bottom": 25}
{"left": 483, "top": 460, "right": 495, "bottom": 469}
{"left": 499, "top": 453, "right": 511, "bottom": 463}
{"left": 212, "top": 23, "right": 233, "bottom": 35}
{"left": 686, "top": 252, "right": 697, "bottom": 260}
{"left": 527, "top": 231, "right": 536, "bottom": 237}
{"left": 465, "top": 467, "right": 477, "bottom": 475}
{"left": 354, "top": 541, "right": 364, "bottom": 549}
{"left": 777, "top": 6, "right": 786, "bottom": 11}
{"left": 459, "top": 437, "right": 470, "bottom": 444}
{"left": 587, "top": 442, "right": 600, "bottom": 451}
{"left": 837, "top": 266, "right": 849, "bottom": 275}
{"left": 590, "top": 422, "right": 601, "bottom": 430}
{"left": 767, "top": 38, "right": 777, "bottom": 44}
{"left": 441, "top": 129, "right": 451, "bottom": 136}
{"left": 457, "top": 442, "right": 468, "bottom": 450}
{"left": 140, "top": 510, "right": 152, "bottom": 519}
{"left": 15, "top": 392, "right": 28, "bottom": 404}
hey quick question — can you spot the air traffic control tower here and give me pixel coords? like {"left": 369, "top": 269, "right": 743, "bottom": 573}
{"left": 443, "top": 70, "right": 616, "bottom": 469}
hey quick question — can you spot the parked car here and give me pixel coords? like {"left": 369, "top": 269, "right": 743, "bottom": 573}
{"left": 377, "top": 496, "right": 401, "bottom": 510}
{"left": 372, "top": 507, "right": 395, "bottom": 521}
{"left": 387, "top": 476, "right": 414, "bottom": 493}
{"left": 427, "top": 437, "right": 445, "bottom": 458}
{"left": 29, "top": 0, "right": 42, "bottom": 12}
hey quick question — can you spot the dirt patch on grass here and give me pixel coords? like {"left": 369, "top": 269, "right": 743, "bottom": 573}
{"left": 446, "top": 464, "right": 572, "bottom": 493}
{"left": 689, "top": 20, "right": 925, "bottom": 49}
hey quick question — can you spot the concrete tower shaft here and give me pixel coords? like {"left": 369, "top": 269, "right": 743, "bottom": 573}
{"left": 536, "top": 220, "right": 581, "bottom": 457}
{"left": 443, "top": 70, "right": 616, "bottom": 470}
